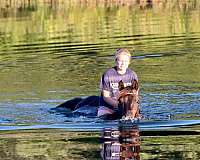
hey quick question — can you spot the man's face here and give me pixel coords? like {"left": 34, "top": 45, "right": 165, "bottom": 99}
{"left": 115, "top": 54, "right": 130, "bottom": 72}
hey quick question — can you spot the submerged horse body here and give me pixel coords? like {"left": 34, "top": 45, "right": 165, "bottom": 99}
{"left": 55, "top": 80, "right": 140, "bottom": 120}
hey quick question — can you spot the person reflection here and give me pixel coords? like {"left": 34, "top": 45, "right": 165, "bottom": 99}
{"left": 100, "top": 125, "right": 140, "bottom": 160}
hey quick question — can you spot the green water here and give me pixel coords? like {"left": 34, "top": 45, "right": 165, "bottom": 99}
{"left": 1, "top": 0, "right": 200, "bottom": 101}
{"left": 0, "top": 0, "right": 199, "bottom": 123}
{"left": 0, "top": 0, "right": 200, "bottom": 159}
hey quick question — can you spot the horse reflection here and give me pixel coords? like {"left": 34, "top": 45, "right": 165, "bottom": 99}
{"left": 100, "top": 125, "right": 140, "bottom": 160}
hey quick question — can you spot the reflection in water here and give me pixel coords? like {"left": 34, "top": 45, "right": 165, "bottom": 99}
{"left": 101, "top": 125, "right": 140, "bottom": 160}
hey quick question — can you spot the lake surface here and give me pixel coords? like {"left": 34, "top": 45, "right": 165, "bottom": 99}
{"left": 0, "top": 0, "right": 200, "bottom": 159}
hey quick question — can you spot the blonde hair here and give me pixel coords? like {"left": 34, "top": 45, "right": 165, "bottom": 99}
{"left": 114, "top": 48, "right": 131, "bottom": 60}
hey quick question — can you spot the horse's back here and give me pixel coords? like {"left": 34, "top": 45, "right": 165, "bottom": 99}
{"left": 54, "top": 96, "right": 100, "bottom": 117}
{"left": 56, "top": 97, "right": 83, "bottom": 110}
{"left": 75, "top": 95, "right": 100, "bottom": 110}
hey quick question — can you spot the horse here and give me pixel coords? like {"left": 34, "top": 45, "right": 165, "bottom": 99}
{"left": 118, "top": 79, "right": 140, "bottom": 120}
{"left": 53, "top": 80, "right": 140, "bottom": 120}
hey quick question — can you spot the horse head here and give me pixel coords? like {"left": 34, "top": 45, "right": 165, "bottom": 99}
{"left": 118, "top": 79, "right": 140, "bottom": 119}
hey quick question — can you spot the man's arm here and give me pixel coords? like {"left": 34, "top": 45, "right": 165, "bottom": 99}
{"left": 102, "top": 90, "right": 118, "bottom": 108}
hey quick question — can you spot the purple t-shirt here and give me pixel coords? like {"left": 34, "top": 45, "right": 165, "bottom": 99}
{"left": 99, "top": 66, "right": 138, "bottom": 108}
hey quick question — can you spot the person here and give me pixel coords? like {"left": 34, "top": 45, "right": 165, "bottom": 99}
{"left": 56, "top": 48, "right": 139, "bottom": 119}
{"left": 98, "top": 48, "right": 139, "bottom": 119}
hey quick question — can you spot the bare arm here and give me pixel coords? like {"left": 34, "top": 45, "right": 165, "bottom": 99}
{"left": 102, "top": 90, "right": 118, "bottom": 108}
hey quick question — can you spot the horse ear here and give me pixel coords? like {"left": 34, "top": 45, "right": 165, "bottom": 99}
{"left": 118, "top": 80, "right": 125, "bottom": 91}
{"left": 131, "top": 79, "right": 139, "bottom": 90}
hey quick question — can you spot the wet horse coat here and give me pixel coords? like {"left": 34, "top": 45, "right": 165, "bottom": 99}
{"left": 118, "top": 79, "right": 140, "bottom": 119}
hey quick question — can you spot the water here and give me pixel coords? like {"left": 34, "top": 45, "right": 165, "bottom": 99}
{"left": 0, "top": 0, "right": 200, "bottom": 159}
{"left": 0, "top": 0, "right": 200, "bottom": 126}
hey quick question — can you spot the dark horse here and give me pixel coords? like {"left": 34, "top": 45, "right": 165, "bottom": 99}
{"left": 54, "top": 80, "right": 140, "bottom": 120}
{"left": 118, "top": 79, "right": 140, "bottom": 120}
